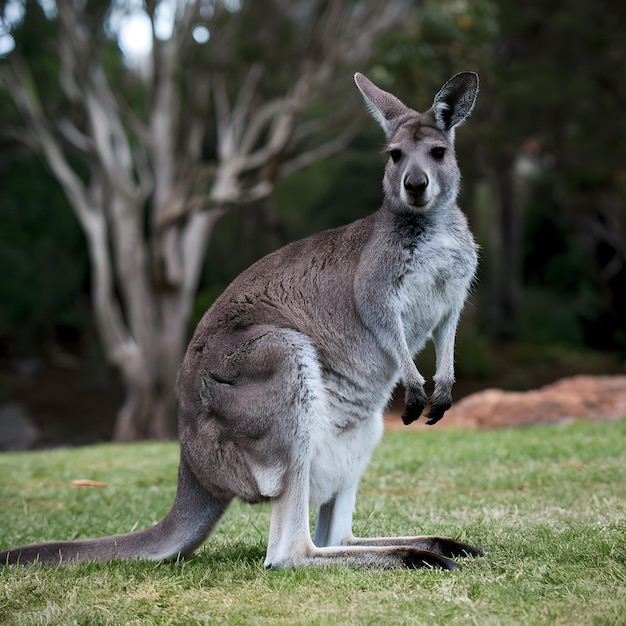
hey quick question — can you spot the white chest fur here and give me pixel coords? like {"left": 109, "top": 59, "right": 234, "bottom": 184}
{"left": 397, "top": 225, "right": 476, "bottom": 349}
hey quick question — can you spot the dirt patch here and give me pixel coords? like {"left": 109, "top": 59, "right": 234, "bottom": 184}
{"left": 385, "top": 375, "right": 626, "bottom": 430}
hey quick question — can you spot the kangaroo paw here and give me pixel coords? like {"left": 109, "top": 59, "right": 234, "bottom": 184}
{"left": 424, "top": 390, "right": 452, "bottom": 426}
{"left": 402, "top": 387, "right": 427, "bottom": 425}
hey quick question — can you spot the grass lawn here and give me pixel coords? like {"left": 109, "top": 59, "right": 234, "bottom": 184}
{"left": 1, "top": 419, "right": 625, "bottom": 625}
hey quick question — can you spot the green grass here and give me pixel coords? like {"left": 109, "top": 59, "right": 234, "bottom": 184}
{"left": 1, "top": 420, "right": 625, "bottom": 625}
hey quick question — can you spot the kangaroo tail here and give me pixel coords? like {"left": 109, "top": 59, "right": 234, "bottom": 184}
{"left": 1, "top": 455, "right": 229, "bottom": 565}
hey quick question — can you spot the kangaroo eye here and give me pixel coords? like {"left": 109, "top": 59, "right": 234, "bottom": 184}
{"left": 389, "top": 149, "right": 402, "bottom": 163}
{"left": 430, "top": 146, "right": 446, "bottom": 160}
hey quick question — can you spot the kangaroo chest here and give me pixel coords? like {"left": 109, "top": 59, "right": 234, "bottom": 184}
{"left": 395, "top": 226, "right": 477, "bottom": 347}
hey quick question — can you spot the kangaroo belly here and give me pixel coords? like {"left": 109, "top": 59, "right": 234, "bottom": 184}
{"left": 308, "top": 407, "right": 385, "bottom": 507}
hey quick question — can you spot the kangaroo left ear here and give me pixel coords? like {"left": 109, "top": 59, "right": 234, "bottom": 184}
{"left": 432, "top": 72, "right": 479, "bottom": 133}
{"left": 354, "top": 72, "right": 410, "bottom": 139}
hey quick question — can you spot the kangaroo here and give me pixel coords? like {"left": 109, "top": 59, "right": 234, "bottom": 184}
{"left": 1, "top": 72, "right": 481, "bottom": 570}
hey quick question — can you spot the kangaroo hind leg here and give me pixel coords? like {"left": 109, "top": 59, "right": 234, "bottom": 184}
{"left": 269, "top": 480, "right": 463, "bottom": 570}
{"left": 311, "top": 486, "right": 480, "bottom": 569}
{"left": 261, "top": 365, "right": 463, "bottom": 569}
{"left": 327, "top": 484, "right": 483, "bottom": 559}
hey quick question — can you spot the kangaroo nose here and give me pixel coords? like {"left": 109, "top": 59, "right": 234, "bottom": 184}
{"left": 403, "top": 173, "right": 429, "bottom": 195}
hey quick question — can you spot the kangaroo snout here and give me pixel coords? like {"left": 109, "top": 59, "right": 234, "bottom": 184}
{"left": 403, "top": 170, "right": 430, "bottom": 206}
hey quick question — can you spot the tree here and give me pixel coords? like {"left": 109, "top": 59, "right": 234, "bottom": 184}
{"left": 485, "top": 0, "right": 626, "bottom": 343}
{"left": 372, "top": 0, "right": 626, "bottom": 345}
{"left": 0, "top": 0, "right": 410, "bottom": 440}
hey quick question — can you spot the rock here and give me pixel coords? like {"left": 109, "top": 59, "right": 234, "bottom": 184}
{"left": 0, "top": 404, "right": 40, "bottom": 450}
{"left": 442, "top": 375, "right": 626, "bottom": 429}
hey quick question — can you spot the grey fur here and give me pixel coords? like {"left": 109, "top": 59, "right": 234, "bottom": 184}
{"left": 1, "top": 72, "right": 482, "bottom": 570}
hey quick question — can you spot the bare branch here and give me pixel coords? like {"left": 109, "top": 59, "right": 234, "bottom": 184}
{"left": 84, "top": 205, "right": 138, "bottom": 369}
{"left": 85, "top": 68, "right": 139, "bottom": 201}
{"left": 132, "top": 141, "right": 155, "bottom": 204}
{"left": 237, "top": 74, "right": 312, "bottom": 172}
{"left": 280, "top": 120, "right": 362, "bottom": 178}
{"left": 0, "top": 125, "right": 38, "bottom": 152}
{"left": 56, "top": 118, "right": 93, "bottom": 152}
{"left": 170, "top": 0, "right": 198, "bottom": 41}
{"left": 184, "top": 79, "right": 211, "bottom": 163}
{"left": 58, "top": 35, "right": 82, "bottom": 103}
{"left": 179, "top": 206, "right": 229, "bottom": 306}
{"left": 1, "top": 56, "right": 138, "bottom": 373}
{"left": 230, "top": 63, "right": 265, "bottom": 145}
{"left": 239, "top": 99, "right": 283, "bottom": 156}
{"left": 224, "top": 180, "right": 274, "bottom": 206}
{"left": 1, "top": 58, "right": 93, "bottom": 229}
{"left": 213, "top": 75, "right": 233, "bottom": 159}
{"left": 155, "top": 163, "right": 217, "bottom": 229}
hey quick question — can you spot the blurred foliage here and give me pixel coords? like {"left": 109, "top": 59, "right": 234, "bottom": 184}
{"left": 0, "top": 151, "right": 89, "bottom": 356}
{"left": 275, "top": 133, "right": 383, "bottom": 238}
{"left": 487, "top": 0, "right": 626, "bottom": 348}
{"left": 1, "top": 0, "right": 624, "bottom": 386}
{"left": 367, "top": 0, "right": 498, "bottom": 101}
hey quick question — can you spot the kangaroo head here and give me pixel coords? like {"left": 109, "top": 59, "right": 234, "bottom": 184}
{"left": 354, "top": 72, "right": 478, "bottom": 214}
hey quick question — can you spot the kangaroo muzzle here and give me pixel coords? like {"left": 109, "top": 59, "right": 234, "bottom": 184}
{"left": 402, "top": 169, "right": 431, "bottom": 207}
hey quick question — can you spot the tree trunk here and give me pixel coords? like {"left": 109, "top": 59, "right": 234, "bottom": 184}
{"left": 3, "top": 0, "right": 410, "bottom": 443}
{"left": 112, "top": 288, "right": 189, "bottom": 441}
{"left": 487, "top": 159, "right": 525, "bottom": 339}
{"left": 113, "top": 382, "right": 172, "bottom": 442}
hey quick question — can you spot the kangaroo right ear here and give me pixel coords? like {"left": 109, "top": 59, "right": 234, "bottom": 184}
{"left": 354, "top": 72, "right": 410, "bottom": 139}
{"left": 432, "top": 72, "right": 479, "bottom": 133}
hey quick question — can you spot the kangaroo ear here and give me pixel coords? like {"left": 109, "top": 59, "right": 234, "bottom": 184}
{"left": 432, "top": 72, "right": 479, "bottom": 133}
{"left": 354, "top": 72, "right": 410, "bottom": 138}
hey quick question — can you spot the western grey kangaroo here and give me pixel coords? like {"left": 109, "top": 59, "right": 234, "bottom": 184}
{"left": 1, "top": 71, "right": 482, "bottom": 570}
